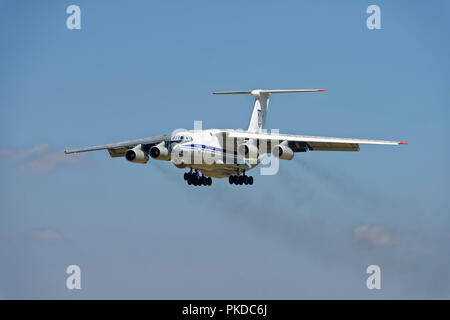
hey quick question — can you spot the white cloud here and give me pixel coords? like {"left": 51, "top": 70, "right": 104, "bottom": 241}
{"left": 353, "top": 225, "right": 392, "bottom": 246}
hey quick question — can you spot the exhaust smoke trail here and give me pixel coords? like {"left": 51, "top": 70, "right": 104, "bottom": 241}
{"left": 153, "top": 158, "right": 450, "bottom": 298}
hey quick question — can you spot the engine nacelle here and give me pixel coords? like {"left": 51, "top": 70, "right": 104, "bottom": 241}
{"left": 125, "top": 145, "right": 149, "bottom": 164}
{"left": 237, "top": 143, "right": 258, "bottom": 158}
{"left": 272, "top": 141, "right": 294, "bottom": 160}
{"left": 149, "top": 142, "right": 170, "bottom": 161}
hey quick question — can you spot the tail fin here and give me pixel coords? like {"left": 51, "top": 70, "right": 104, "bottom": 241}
{"left": 213, "top": 89, "right": 326, "bottom": 132}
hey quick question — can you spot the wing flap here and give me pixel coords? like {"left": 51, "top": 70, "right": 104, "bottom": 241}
{"left": 107, "top": 147, "right": 128, "bottom": 158}
{"left": 306, "top": 142, "right": 360, "bottom": 151}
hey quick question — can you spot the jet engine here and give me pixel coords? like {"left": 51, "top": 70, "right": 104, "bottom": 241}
{"left": 272, "top": 141, "right": 294, "bottom": 160}
{"left": 125, "top": 144, "right": 149, "bottom": 164}
{"left": 237, "top": 143, "right": 258, "bottom": 158}
{"left": 149, "top": 142, "right": 170, "bottom": 161}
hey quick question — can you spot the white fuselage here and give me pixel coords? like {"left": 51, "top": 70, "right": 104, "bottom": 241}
{"left": 167, "top": 129, "right": 260, "bottom": 178}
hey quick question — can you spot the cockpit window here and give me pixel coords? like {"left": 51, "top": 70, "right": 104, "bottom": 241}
{"left": 171, "top": 135, "right": 192, "bottom": 143}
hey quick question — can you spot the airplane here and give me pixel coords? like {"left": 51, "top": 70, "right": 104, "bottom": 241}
{"left": 64, "top": 89, "right": 407, "bottom": 186}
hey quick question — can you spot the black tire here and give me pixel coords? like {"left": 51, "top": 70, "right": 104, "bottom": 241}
{"left": 248, "top": 176, "right": 253, "bottom": 185}
{"left": 228, "top": 176, "right": 233, "bottom": 184}
{"left": 184, "top": 172, "right": 189, "bottom": 180}
{"left": 207, "top": 177, "right": 212, "bottom": 186}
{"left": 238, "top": 176, "right": 244, "bottom": 185}
{"left": 187, "top": 176, "right": 192, "bottom": 185}
{"left": 243, "top": 176, "right": 249, "bottom": 185}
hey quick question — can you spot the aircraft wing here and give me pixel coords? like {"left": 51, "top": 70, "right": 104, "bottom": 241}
{"left": 64, "top": 134, "right": 171, "bottom": 157}
{"left": 227, "top": 131, "right": 407, "bottom": 152}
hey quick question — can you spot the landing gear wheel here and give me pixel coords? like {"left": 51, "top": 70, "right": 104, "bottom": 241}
{"left": 184, "top": 172, "right": 189, "bottom": 180}
{"left": 207, "top": 177, "right": 212, "bottom": 186}
{"left": 227, "top": 174, "right": 253, "bottom": 186}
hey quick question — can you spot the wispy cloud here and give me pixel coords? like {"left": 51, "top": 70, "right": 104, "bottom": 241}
{"left": 33, "top": 229, "right": 63, "bottom": 241}
{"left": 353, "top": 225, "right": 392, "bottom": 246}
{"left": 0, "top": 143, "right": 49, "bottom": 162}
{"left": 0, "top": 143, "right": 90, "bottom": 173}
{"left": 18, "top": 149, "right": 88, "bottom": 173}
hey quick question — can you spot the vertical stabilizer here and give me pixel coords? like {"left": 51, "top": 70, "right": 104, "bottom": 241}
{"left": 247, "top": 90, "right": 269, "bottom": 132}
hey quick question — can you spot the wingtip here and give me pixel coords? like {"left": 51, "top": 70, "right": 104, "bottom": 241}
{"left": 317, "top": 89, "right": 327, "bottom": 92}
{"left": 399, "top": 141, "right": 408, "bottom": 145}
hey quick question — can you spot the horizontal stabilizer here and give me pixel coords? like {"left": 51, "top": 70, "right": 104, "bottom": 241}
{"left": 213, "top": 89, "right": 326, "bottom": 95}
{"left": 212, "top": 91, "right": 252, "bottom": 95}
{"left": 213, "top": 88, "right": 327, "bottom": 132}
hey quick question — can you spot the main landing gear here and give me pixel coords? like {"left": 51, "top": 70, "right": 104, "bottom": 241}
{"left": 184, "top": 169, "right": 212, "bottom": 186}
{"left": 228, "top": 172, "right": 253, "bottom": 186}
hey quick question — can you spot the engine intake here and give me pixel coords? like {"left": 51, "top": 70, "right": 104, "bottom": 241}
{"left": 125, "top": 145, "right": 149, "bottom": 164}
{"left": 150, "top": 142, "right": 170, "bottom": 160}
{"left": 237, "top": 143, "right": 258, "bottom": 158}
{"left": 272, "top": 141, "right": 294, "bottom": 160}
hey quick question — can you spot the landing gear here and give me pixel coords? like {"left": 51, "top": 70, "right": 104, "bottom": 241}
{"left": 228, "top": 172, "right": 253, "bottom": 186}
{"left": 185, "top": 169, "right": 212, "bottom": 187}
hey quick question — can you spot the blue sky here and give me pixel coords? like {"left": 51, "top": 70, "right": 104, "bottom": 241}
{"left": 0, "top": 0, "right": 449, "bottom": 299}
